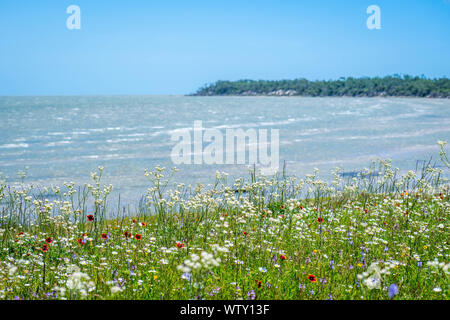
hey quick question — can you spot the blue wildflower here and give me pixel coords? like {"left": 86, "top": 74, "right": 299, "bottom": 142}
{"left": 181, "top": 272, "right": 192, "bottom": 281}
{"left": 388, "top": 284, "right": 399, "bottom": 299}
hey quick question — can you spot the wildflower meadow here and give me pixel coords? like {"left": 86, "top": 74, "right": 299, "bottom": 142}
{"left": 0, "top": 142, "right": 448, "bottom": 300}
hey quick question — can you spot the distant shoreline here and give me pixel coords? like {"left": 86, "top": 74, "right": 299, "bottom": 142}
{"left": 192, "top": 75, "right": 450, "bottom": 98}
{"left": 188, "top": 94, "right": 450, "bottom": 99}
{"left": 0, "top": 94, "right": 448, "bottom": 99}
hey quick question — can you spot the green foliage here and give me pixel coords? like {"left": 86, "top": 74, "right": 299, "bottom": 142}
{"left": 194, "top": 75, "right": 450, "bottom": 98}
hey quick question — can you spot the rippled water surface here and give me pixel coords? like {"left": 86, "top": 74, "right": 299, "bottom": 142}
{"left": 0, "top": 96, "right": 449, "bottom": 203}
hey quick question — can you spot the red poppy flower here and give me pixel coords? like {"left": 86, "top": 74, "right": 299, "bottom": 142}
{"left": 299, "top": 205, "right": 303, "bottom": 210}
{"left": 45, "top": 237, "right": 53, "bottom": 244}
{"left": 308, "top": 274, "right": 317, "bottom": 282}
{"left": 132, "top": 219, "right": 137, "bottom": 224}
{"left": 364, "top": 209, "right": 368, "bottom": 213}
{"left": 41, "top": 243, "right": 49, "bottom": 252}
{"left": 77, "top": 238, "right": 85, "bottom": 245}
{"left": 123, "top": 231, "right": 132, "bottom": 239}
{"left": 317, "top": 217, "right": 324, "bottom": 224}
{"left": 243, "top": 231, "right": 248, "bottom": 236}
{"left": 280, "top": 205, "right": 285, "bottom": 210}
{"left": 176, "top": 242, "right": 184, "bottom": 249}
{"left": 256, "top": 280, "right": 262, "bottom": 288}
{"left": 101, "top": 233, "right": 108, "bottom": 240}
{"left": 17, "top": 232, "right": 24, "bottom": 236}
{"left": 87, "top": 215, "right": 94, "bottom": 222}
{"left": 280, "top": 254, "right": 286, "bottom": 260}
{"left": 135, "top": 234, "right": 142, "bottom": 240}
{"left": 141, "top": 222, "right": 147, "bottom": 227}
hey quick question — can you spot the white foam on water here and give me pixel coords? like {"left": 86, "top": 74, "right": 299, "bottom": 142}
{"left": 45, "top": 141, "right": 72, "bottom": 147}
{"left": 106, "top": 138, "right": 144, "bottom": 143}
{"left": 117, "top": 133, "right": 146, "bottom": 137}
{"left": 47, "top": 132, "right": 66, "bottom": 136}
{"left": 0, "top": 143, "right": 29, "bottom": 149}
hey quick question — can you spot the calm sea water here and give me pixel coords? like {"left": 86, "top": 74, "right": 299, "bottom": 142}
{"left": 0, "top": 96, "right": 449, "bottom": 203}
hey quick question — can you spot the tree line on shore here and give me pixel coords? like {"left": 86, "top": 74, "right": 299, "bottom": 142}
{"left": 193, "top": 75, "right": 450, "bottom": 98}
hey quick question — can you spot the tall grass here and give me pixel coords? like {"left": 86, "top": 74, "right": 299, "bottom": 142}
{"left": 0, "top": 143, "right": 448, "bottom": 300}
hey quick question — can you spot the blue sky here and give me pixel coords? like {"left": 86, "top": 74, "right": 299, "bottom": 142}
{"left": 0, "top": 0, "right": 449, "bottom": 95}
